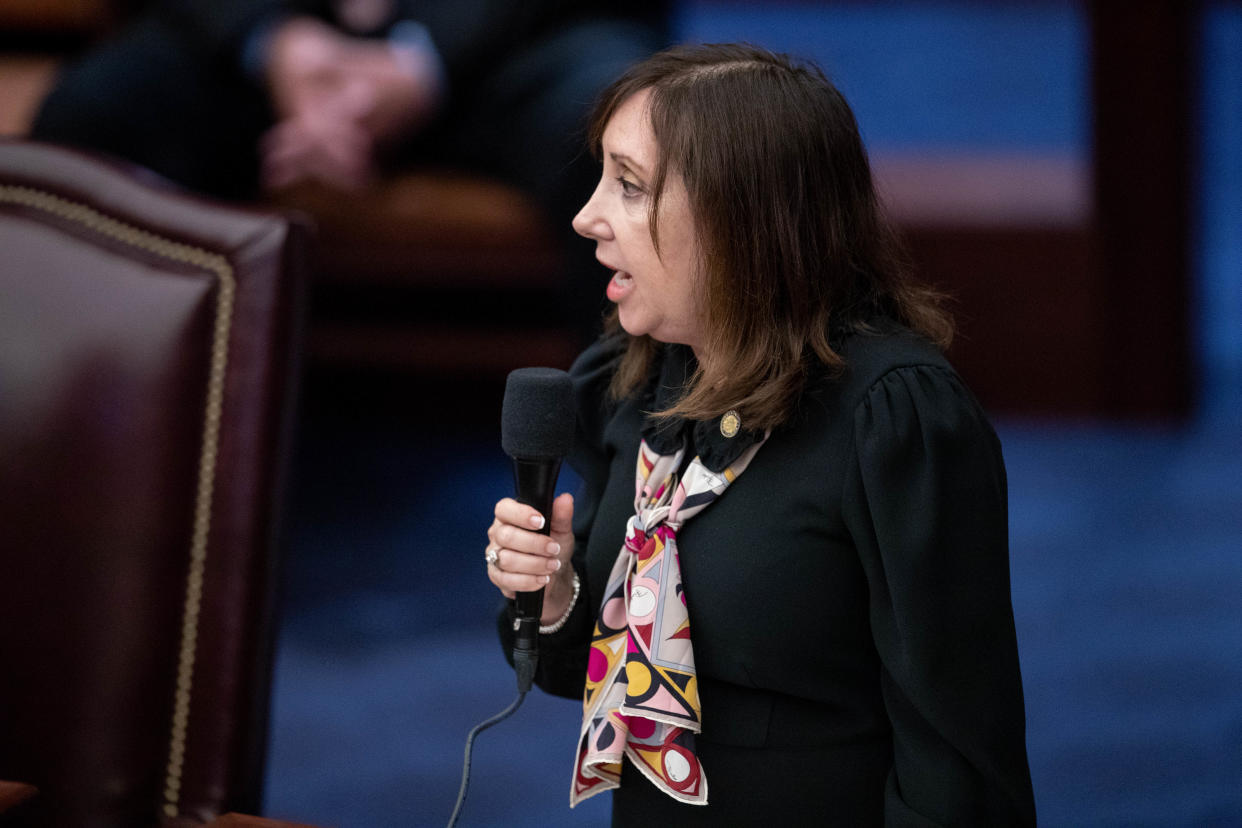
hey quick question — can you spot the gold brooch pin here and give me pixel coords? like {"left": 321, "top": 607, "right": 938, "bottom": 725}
{"left": 720, "top": 409, "right": 741, "bottom": 438}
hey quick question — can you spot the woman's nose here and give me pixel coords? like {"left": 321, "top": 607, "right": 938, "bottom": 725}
{"left": 572, "top": 182, "right": 611, "bottom": 241}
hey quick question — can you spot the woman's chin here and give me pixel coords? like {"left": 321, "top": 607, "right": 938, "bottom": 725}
{"left": 616, "top": 310, "right": 644, "bottom": 339}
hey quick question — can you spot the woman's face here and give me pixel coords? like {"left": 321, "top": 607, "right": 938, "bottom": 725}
{"left": 572, "top": 89, "right": 705, "bottom": 354}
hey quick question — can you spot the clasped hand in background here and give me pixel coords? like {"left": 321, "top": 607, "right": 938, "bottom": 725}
{"left": 260, "top": 17, "right": 442, "bottom": 191}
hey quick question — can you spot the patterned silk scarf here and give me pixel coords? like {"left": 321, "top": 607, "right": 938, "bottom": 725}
{"left": 571, "top": 433, "right": 766, "bottom": 807}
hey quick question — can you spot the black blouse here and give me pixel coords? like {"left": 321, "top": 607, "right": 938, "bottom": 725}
{"left": 499, "top": 322, "right": 1037, "bottom": 826}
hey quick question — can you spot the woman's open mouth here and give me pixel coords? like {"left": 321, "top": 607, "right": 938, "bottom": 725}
{"left": 606, "top": 270, "right": 633, "bottom": 302}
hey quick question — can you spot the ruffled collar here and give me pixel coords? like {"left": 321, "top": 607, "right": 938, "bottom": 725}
{"left": 639, "top": 344, "right": 765, "bottom": 474}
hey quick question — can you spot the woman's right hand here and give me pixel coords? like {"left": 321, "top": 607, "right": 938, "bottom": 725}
{"left": 486, "top": 493, "right": 576, "bottom": 626}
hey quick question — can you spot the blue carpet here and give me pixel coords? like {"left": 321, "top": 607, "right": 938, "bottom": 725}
{"left": 1002, "top": 422, "right": 1242, "bottom": 826}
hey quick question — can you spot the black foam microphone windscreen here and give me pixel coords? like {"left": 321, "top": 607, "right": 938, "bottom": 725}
{"left": 501, "top": 367, "right": 575, "bottom": 460}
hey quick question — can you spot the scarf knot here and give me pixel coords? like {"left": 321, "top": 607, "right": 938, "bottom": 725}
{"left": 623, "top": 522, "right": 648, "bottom": 556}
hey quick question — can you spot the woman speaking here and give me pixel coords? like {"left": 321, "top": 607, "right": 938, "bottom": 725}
{"left": 484, "top": 43, "right": 1037, "bottom": 826}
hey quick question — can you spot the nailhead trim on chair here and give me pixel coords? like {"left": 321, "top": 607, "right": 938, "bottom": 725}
{"left": 0, "top": 184, "right": 235, "bottom": 819}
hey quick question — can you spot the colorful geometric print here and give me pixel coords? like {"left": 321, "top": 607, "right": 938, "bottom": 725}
{"left": 571, "top": 436, "right": 766, "bottom": 807}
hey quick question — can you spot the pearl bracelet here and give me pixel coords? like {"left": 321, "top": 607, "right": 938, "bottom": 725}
{"left": 539, "top": 571, "right": 581, "bottom": 634}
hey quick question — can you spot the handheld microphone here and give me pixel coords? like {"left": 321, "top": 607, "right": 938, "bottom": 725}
{"left": 500, "top": 367, "right": 575, "bottom": 692}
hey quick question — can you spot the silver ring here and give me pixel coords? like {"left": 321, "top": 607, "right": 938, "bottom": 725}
{"left": 485, "top": 545, "right": 500, "bottom": 567}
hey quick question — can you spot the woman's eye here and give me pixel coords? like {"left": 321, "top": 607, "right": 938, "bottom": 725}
{"left": 617, "top": 176, "right": 642, "bottom": 197}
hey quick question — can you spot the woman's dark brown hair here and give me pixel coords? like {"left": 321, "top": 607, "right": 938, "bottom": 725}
{"left": 588, "top": 43, "right": 953, "bottom": 429}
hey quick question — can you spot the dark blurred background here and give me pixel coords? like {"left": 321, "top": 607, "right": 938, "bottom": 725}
{"left": 2, "top": 1, "right": 1239, "bottom": 826}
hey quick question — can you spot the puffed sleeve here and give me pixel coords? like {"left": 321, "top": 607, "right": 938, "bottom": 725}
{"left": 844, "top": 365, "right": 1037, "bottom": 826}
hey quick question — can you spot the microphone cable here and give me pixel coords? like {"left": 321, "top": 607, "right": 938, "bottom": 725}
{"left": 446, "top": 646, "right": 539, "bottom": 828}
{"left": 446, "top": 688, "right": 527, "bottom": 828}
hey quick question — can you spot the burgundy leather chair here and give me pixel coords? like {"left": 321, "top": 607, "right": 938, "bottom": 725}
{"left": 0, "top": 140, "right": 309, "bottom": 827}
